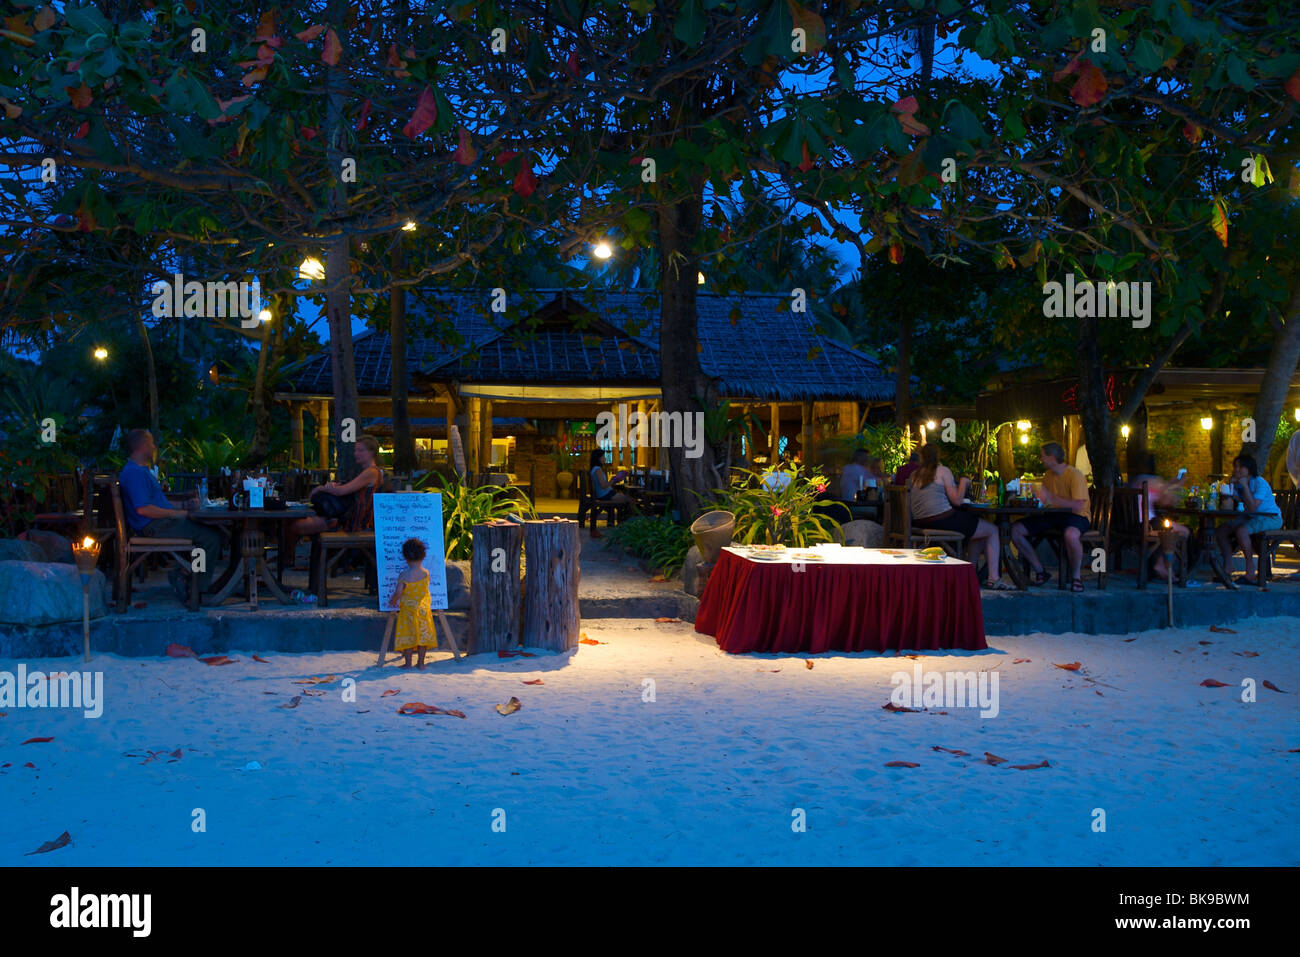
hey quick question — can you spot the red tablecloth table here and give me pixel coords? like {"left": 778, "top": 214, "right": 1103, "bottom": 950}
{"left": 695, "top": 546, "right": 987, "bottom": 654}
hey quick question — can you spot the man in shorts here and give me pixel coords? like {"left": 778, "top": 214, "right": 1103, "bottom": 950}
{"left": 1010, "top": 442, "right": 1091, "bottom": 590}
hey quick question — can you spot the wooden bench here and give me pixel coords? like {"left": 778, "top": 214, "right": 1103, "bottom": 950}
{"left": 576, "top": 467, "right": 627, "bottom": 533}
{"left": 109, "top": 478, "right": 199, "bottom": 613}
{"left": 1253, "top": 489, "right": 1300, "bottom": 590}
{"left": 310, "top": 530, "right": 377, "bottom": 608}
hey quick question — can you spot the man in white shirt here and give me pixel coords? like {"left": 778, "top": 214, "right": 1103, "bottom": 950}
{"left": 839, "top": 449, "right": 872, "bottom": 500}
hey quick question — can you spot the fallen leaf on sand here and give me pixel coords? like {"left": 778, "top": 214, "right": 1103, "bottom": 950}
{"left": 279, "top": 696, "right": 302, "bottom": 709}
{"left": 201, "top": 656, "right": 237, "bottom": 666}
{"left": 1235, "top": 651, "right": 1259, "bottom": 657}
{"left": 984, "top": 752, "right": 1008, "bottom": 765}
{"left": 1, "top": 763, "right": 9, "bottom": 768}
{"left": 650, "top": 574, "right": 667, "bottom": 582}
{"left": 1054, "top": 662, "right": 1082, "bottom": 671}
{"left": 932, "top": 746, "right": 969, "bottom": 756}
{"left": 166, "top": 643, "right": 197, "bottom": 658}
{"left": 398, "top": 702, "right": 466, "bottom": 718}
{"left": 23, "top": 762, "right": 35, "bottom": 768}
{"left": 356, "top": 710, "right": 370, "bottom": 714}
{"left": 654, "top": 617, "right": 679, "bottom": 623}
{"left": 1209, "top": 625, "right": 1237, "bottom": 633}
{"left": 579, "top": 638, "right": 604, "bottom": 645}
{"left": 1200, "top": 679, "right": 1230, "bottom": 687}
{"left": 1096, "top": 690, "right": 1104, "bottom": 696}
{"left": 300, "top": 689, "right": 324, "bottom": 697}
{"left": 805, "top": 660, "right": 814, "bottom": 670}
{"left": 884, "top": 761, "right": 920, "bottom": 768}
{"left": 1010, "top": 760, "right": 1051, "bottom": 770}
{"left": 293, "top": 675, "right": 337, "bottom": 684}
{"left": 1263, "top": 680, "right": 1287, "bottom": 693}
{"left": 252, "top": 655, "right": 270, "bottom": 663}
{"left": 882, "top": 702, "right": 918, "bottom": 713}
{"left": 22, "top": 737, "right": 53, "bottom": 744}
{"left": 1199, "top": 641, "right": 1213, "bottom": 645}
{"left": 522, "top": 679, "right": 544, "bottom": 685}
{"left": 900, "top": 654, "right": 925, "bottom": 659}
{"left": 1124, "top": 638, "right": 1137, "bottom": 643}
{"left": 26, "top": 831, "right": 71, "bottom": 856}
{"left": 497, "top": 650, "right": 537, "bottom": 658}
{"left": 380, "top": 689, "right": 399, "bottom": 697}
{"left": 132, "top": 602, "right": 147, "bottom": 610}
{"left": 757, "top": 668, "right": 782, "bottom": 673}
{"left": 495, "top": 697, "right": 522, "bottom": 716}
{"left": 1012, "top": 658, "right": 1031, "bottom": 664}
{"left": 167, "top": 748, "right": 182, "bottom": 762}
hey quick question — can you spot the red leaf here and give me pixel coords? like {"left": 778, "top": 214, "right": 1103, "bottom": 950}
{"left": 322, "top": 28, "right": 341, "bottom": 66}
{"left": 355, "top": 98, "right": 371, "bottom": 132}
{"left": 1234, "top": 651, "right": 1259, "bottom": 657}
{"left": 1183, "top": 123, "right": 1202, "bottom": 146}
{"left": 453, "top": 126, "right": 477, "bottom": 165}
{"left": 521, "top": 679, "right": 544, "bottom": 685}
{"left": 241, "top": 65, "right": 268, "bottom": 87}
{"left": 984, "top": 752, "right": 1007, "bottom": 765}
{"left": 23, "top": 762, "right": 35, "bottom": 768}
{"left": 73, "top": 121, "right": 89, "bottom": 139}
{"left": 255, "top": 42, "right": 276, "bottom": 64}
{"left": 1012, "top": 658, "right": 1031, "bottom": 664}
{"left": 882, "top": 701, "right": 918, "bottom": 713}
{"left": 1210, "top": 198, "right": 1228, "bottom": 247}
{"left": 654, "top": 617, "right": 679, "bottom": 623}
{"left": 200, "top": 656, "right": 237, "bottom": 666}
{"left": 1286, "top": 67, "right": 1300, "bottom": 104}
{"left": 805, "top": 659, "right": 814, "bottom": 670}
{"left": 565, "top": 49, "right": 579, "bottom": 78}
{"left": 1, "top": 763, "right": 9, "bottom": 768}
{"left": 293, "top": 675, "right": 337, "bottom": 684}
{"left": 296, "top": 24, "right": 326, "bottom": 42}
{"left": 67, "top": 84, "right": 92, "bottom": 109}
{"left": 1069, "top": 62, "right": 1107, "bottom": 107}
{"left": 1209, "top": 625, "right": 1236, "bottom": 633}
{"left": 496, "top": 149, "right": 519, "bottom": 166}
{"left": 252, "top": 655, "right": 269, "bottom": 663}
{"left": 398, "top": 702, "right": 466, "bottom": 718}
{"left": 932, "top": 746, "right": 970, "bottom": 756}
{"left": 884, "top": 761, "right": 920, "bottom": 768}
{"left": 1010, "top": 760, "right": 1051, "bottom": 770}
{"left": 513, "top": 164, "right": 538, "bottom": 197}
{"left": 888, "top": 242, "right": 903, "bottom": 265}
{"left": 892, "top": 95, "right": 919, "bottom": 115}
{"left": 1054, "top": 662, "right": 1082, "bottom": 671}
{"left": 497, "top": 650, "right": 537, "bottom": 657}
{"left": 25, "top": 831, "right": 71, "bottom": 856}
{"left": 579, "top": 637, "right": 603, "bottom": 645}
{"left": 402, "top": 86, "right": 437, "bottom": 138}
{"left": 1262, "top": 680, "right": 1287, "bottom": 693}
{"left": 254, "top": 11, "right": 276, "bottom": 41}
{"left": 797, "top": 141, "right": 813, "bottom": 172}
{"left": 22, "top": 736, "right": 53, "bottom": 744}
{"left": 166, "top": 643, "right": 197, "bottom": 658}
{"left": 301, "top": 126, "right": 319, "bottom": 140}
{"left": 1054, "top": 52, "right": 1082, "bottom": 82}
{"left": 1200, "top": 679, "right": 1230, "bottom": 687}
{"left": 380, "top": 689, "right": 399, "bottom": 697}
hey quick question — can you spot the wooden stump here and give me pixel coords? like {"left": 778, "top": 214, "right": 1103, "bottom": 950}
{"left": 521, "top": 519, "right": 580, "bottom": 652}
{"left": 469, "top": 521, "right": 523, "bottom": 655}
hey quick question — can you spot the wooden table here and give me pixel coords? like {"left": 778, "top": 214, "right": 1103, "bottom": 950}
{"left": 190, "top": 507, "right": 316, "bottom": 608}
{"left": 1157, "top": 506, "right": 1260, "bottom": 589}
{"left": 961, "top": 503, "right": 1074, "bottom": 590}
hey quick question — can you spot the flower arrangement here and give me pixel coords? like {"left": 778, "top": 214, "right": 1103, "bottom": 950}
{"left": 712, "top": 466, "right": 840, "bottom": 546}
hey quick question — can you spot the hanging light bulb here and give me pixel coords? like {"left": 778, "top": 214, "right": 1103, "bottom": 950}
{"left": 298, "top": 257, "right": 325, "bottom": 280}
{"left": 592, "top": 240, "right": 612, "bottom": 260}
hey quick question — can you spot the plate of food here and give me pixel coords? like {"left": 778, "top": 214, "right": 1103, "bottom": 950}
{"left": 915, "top": 546, "right": 947, "bottom": 563}
{"left": 789, "top": 550, "right": 825, "bottom": 562}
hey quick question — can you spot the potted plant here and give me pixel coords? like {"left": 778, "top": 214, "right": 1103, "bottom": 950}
{"left": 551, "top": 444, "right": 577, "bottom": 499}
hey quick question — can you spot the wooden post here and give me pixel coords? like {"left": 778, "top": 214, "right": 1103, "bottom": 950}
{"left": 466, "top": 397, "right": 482, "bottom": 477}
{"left": 521, "top": 519, "right": 580, "bottom": 652}
{"left": 316, "top": 400, "right": 330, "bottom": 469}
{"left": 997, "top": 423, "right": 1014, "bottom": 479}
{"left": 469, "top": 521, "right": 523, "bottom": 654}
{"left": 291, "top": 403, "right": 304, "bottom": 468}
{"left": 770, "top": 402, "right": 780, "bottom": 460}
{"left": 636, "top": 400, "right": 649, "bottom": 468}
{"left": 480, "top": 398, "right": 494, "bottom": 474}
{"left": 801, "top": 400, "right": 814, "bottom": 465}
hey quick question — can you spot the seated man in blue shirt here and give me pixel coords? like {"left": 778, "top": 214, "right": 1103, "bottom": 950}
{"left": 119, "top": 428, "right": 225, "bottom": 599}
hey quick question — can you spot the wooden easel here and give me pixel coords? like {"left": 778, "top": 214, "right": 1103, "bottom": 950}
{"left": 376, "top": 607, "right": 463, "bottom": 665}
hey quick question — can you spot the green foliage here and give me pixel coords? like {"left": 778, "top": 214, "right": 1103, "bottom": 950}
{"left": 713, "top": 466, "right": 839, "bottom": 547}
{"left": 830, "top": 422, "right": 913, "bottom": 476}
{"left": 602, "top": 515, "right": 693, "bottom": 577}
{"left": 433, "top": 475, "right": 536, "bottom": 561}
{"left": 182, "top": 433, "right": 245, "bottom": 473}
{"left": 551, "top": 444, "right": 579, "bottom": 471}
{"left": 937, "top": 421, "right": 993, "bottom": 481}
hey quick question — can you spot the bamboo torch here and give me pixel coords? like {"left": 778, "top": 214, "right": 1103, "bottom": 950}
{"left": 71, "top": 535, "right": 101, "bottom": 662}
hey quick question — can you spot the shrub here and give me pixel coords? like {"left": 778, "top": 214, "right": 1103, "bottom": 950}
{"left": 603, "top": 515, "right": 692, "bottom": 577}
{"left": 712, "top": 466, "right": 840, "bottom": 546}
{"left": 432, "top": 475, "right": 536, "bottom": 561}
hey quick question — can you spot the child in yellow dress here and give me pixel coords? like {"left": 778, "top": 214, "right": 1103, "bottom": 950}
{"left": 390, "top": 538, "right": 437, "bottom": 668}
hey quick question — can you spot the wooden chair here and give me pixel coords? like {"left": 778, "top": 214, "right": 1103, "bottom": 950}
{"left": 1110, "top": 483, "right": 1186, "bottom": 590}
{"left": 1254, "top": 489, "right": 1300, "bottom": 590}
{"left": 882, "top": 484, "right": 966, "bottom": 558}
{"left": 108, "top": 478, "right": 199, "bottom": 613}
{"left": 1040, "top": 485, "right": 1114, "bottom": 590}
{"left": 576, "top": 467, "right": 626, "bottom": 533}
{"left": 32, "top": 471, "right": 83, "bottom": 531}
{"left": 310, "top": 531, "right": 377, "bottom": 607}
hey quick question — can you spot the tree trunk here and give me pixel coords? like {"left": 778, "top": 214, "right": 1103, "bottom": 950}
{"left": 243, "top": 316, "right": 273, "bottom": 467}
{"left": 469, "top": 521, "right": 522, "bottom": 654}
{"left": 1248, "top": 281, "right": 1300, "bottom": 467}
{"left": 323, "top": 3, "right": 361, "bottom": 480}
{"left": 1075, "top": 314, "right": 1119, "bottom": 487}
{"left": 894, "top": 311, "right": 912, "bottom": 427}
{"left": 136, "top": 316, "right": 158, "bottom": 432}
{"left": 390, "top": 241, "right": 416, "bottom": 472}
{"left": 520, "top": 519, "right": 580, "bottom": 652}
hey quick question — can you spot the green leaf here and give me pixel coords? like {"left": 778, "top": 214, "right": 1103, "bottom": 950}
{"left": 64, "top": 4, "right": 112, "bottom": 35}
{"left": 944, "top": 101, "right": 985, "bottom": 142}
{"left": 1225, "top": 55, "right": 1255, "bottom": 90}
{"left": 673, "top": 0, "right": 706, "bottom": 48}
{"left": 1133, "top": 34, "right": 1164, "bottom": 74}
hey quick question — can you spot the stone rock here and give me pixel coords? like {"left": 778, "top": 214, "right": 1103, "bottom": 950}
{"left": 0, "top": 539, "right": 45, "bottom": 563}
{"left": 445, "top": 561, "right": 471, "bottom": 611}
{"left": 683, "top": 545, "right": 707, "bottom": 597}
{"left": 20, "top": 529, "right": 76, "bottom": 564}
{"left": 0, "top": 561, "right": 109, "bottom": 626}
{"left": 838, "top": 520, "right": 884, "bottom": 548}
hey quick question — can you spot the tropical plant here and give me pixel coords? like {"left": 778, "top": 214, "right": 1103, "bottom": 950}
{"left": 551, "top": 445, "right": 579, "bottom": 472}
{"left": 183, "top": 434, "right": 245, "bottom": 473}
{"left": 433, "top": 474, "right": 536, "bottom": 561}
{"left": 697, "top": 396, "right": 763, "bottom": 489}
{"left": 829, "top": 423, "right": 913, "bottom": 477}
{"left": 712, "top": 466, "right": 840, "bottom": 547}
{"left": 602, "top": 515, "right": 693, "bottom": 577}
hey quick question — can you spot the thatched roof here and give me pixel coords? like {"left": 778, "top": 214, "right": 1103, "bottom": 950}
{"left": 284, "top": 289, "right": 894, "bottom": 402}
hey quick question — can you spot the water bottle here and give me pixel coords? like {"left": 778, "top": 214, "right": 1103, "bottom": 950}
{"left": 1208, "top": 486, "right": 1218, "bottom": 511}
{"left": 199, "top": 477, "right": 209, "bottom": 505}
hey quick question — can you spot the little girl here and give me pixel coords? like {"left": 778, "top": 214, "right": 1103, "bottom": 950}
{"left": 390, "top": 537, "right": 437, "bottom": 668}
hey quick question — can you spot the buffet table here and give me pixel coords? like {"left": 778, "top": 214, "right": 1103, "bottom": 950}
{"left": 695, "top": 545, "right": 987, "bottom": 654}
